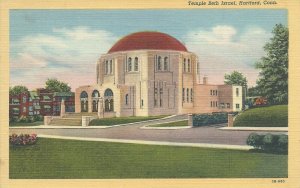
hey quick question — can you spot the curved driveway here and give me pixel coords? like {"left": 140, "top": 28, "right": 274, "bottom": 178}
{"left": 9, "top": 115, "right": 286, "bottom": 146}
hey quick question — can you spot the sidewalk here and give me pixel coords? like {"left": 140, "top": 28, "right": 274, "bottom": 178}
{"left": 219, "top": 127, "right": 288, "bottom": 132}
{"left": 38, "top": 134, "right": 253, "bottom": 150}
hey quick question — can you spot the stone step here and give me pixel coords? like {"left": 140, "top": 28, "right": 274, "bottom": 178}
{"left": 50, "top": 118, "right": 82, "bottom": 126}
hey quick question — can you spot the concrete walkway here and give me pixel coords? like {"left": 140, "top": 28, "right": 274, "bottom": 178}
{"left": 38, "top": 134, "right": 253, "bottom": 150}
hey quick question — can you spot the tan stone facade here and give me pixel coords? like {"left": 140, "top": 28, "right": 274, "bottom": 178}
{"left": 75, "top": 49, "right": 243, "bottom": 117}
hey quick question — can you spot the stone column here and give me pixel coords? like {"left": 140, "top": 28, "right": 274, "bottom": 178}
{"left": 60, "top": 99, "right": 65, "bottom": 117}
{"left": 98, "top": 98, "right": 104, "bottom": 118}
{"left": 188, "top": 113, "right": 193, "bottom": 127}
{"left": 228, "top": 114, "right": 234, "bottom": 127}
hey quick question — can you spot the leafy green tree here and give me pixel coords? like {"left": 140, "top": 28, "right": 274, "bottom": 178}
{"left": 255, "top": 24, "right": 288, "bottom": 104}
{"left": 45, "top": 78, "right": 71, "bottom": 92}
{"left": 9, "top": 85, "right": 28, "bottom": 95}
{"left": 247, "top": 86, "right": 261, "bottom": 97}
{"left": 224, "top": 71, "right": 248, "bottom": 87}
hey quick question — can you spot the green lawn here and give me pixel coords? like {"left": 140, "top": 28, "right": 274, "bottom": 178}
{"left": 9, "top": 121, "right": 43, "bottom": 127}
{"left": 89, "top": 115, "right": 167, "bottom": 126}
{"left": 234, "top": 105, "right": 288, "bottom": 127}
{"left": 10, "top": 138, "right": 287, "bottom": 178}
{"left": 149, "top": 120, "right": 188, "bottom": 127}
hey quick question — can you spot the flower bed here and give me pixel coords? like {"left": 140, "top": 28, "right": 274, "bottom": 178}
{"left": 9, "top": 134, "right": 38, "bottom": 146}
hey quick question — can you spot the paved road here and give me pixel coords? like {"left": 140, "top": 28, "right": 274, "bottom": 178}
{"left": 9, "top": 115, "right": 286, "bottom": 146}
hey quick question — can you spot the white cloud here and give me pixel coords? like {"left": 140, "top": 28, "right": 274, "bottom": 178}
{"left": 10, "top": 27, "right": 117, "bottom": 90}
{"left": 184, "top": 25, "right": 271, "bottom": 86}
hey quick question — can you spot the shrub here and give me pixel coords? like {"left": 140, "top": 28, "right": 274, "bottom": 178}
{"left": 9, "top": 133, "right": 38, "bottom": 146}
{"left": 246, "top": 133, "right": 263, "bottom": 149}
{"left": 246, "top": 133, "right": 288, "bottom": 154}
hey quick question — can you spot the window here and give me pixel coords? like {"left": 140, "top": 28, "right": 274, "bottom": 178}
{"left": 187, "top": 59, "right": 191, "bottom": 72}
{"left": 23, "top": 96, "right": 26, "bottom": 103}
{"left": 236, "top": 104, "right": 240, "bottom": 109}
{"left": 236, "top": 88, "right": 239, "bottom": 97}
{"left": 110, "top": 60, "right": 113, "bottom": 74}
{"left": 210, "top": 90, "right": 213, "bottom": 96}
{"left": 105, "top": 61, "right": 108, "bottom": 74}
{"left": 216, "top": 101, "right": 218, "bottom": 107}
{"left": 159, "top": 88, "right": 163, "bottom": 107}
{"left": 182, "top": 88, "right": 185, "bottom": 102}
{"left": 125, "top": 94, "right": 129, "bottom": 105}
{"left": 213, "top": 90, "right": 215, "bottom": 95}
{"left": 183, "top": 58, "right": 186, "bottom": 72}
{"left": 29, "top": 97, "right": 32, "bottom": 102}
{"left": 37, "top": 111, "right": 40, "bottom": 115}
{"left": 187, "top": 88, "right": 189, "bottom": 102}
{"left": 23, "top": 107, "right": 26, "bottom": 112}
{"left": 211, "top": 101, "right": 213, "bottom": 107}
{"left": 29, "top": 106, "right": 33, "bottom": 111}
{"left": 154, "top": 87, "right": 158, "bottom": 106}
{"left": 141, "top": 99, "right": 144, "bottom": 107}
{"left": 191, "top": 88, "right": 193, "bottom": 102}
{"left": 220, "top": 103, "right": 225, "bottom": 108}
{"left": 227, "top": 103, "right": 230, "bottom": 108}
{"left": 216, "top": 90, "right": 218, "bottom": 96}
{"left": 157, "top": 56, "right": 162, "bottom": 71}
{"left": 128, "top": 58, "right": 132, "bottom": 72}
{"left": 164, "top": 57, "right": 168, "bottom": 71}
{"left": 134, "top": 57, "right": 139, "bottom": 71}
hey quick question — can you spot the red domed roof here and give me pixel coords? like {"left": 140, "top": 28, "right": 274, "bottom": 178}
{"left": 108, "top": 31, "right": 187, "bottom": 53}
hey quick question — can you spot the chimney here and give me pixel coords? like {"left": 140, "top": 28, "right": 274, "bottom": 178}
{"left": 203, "top": 76, "right": 208, "bottom": 85}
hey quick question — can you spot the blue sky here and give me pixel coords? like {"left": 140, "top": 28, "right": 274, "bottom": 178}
{"left": 10, "top": 9, "right": 287, "bottom": 90}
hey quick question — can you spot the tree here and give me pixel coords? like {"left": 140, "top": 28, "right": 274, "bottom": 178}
{"left": 9, "top": 85, "right": 28, "bottom": 95}
{"left": 247, "top": 86, "right": 261, "bottom": 97}
{"left": 45, "top": 78, "right": 71, "bottom": 92}
{"left": 224, "top": 71, "right": 248, "bottom": 87}
{"left": 255, "top": 24, "right": 288, "bottom": 105}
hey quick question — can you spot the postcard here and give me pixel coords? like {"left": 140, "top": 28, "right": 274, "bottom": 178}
{"left": 0, "top": 0, "right": 299, "bottom": 188}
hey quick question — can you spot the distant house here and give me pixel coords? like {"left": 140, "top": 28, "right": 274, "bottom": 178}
{"left": 9, "top": 89, "right": 75, "bottom": 119}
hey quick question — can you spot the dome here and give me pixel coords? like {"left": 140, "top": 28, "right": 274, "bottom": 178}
{"left": 108, "top": 31, "right": 187, "bottom": 53}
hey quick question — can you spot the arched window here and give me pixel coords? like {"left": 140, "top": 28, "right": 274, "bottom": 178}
{"left": 125, "top": 94, "right": 129, "bottom": 105}
{"left": 164, "top": 57, "right": 168, "bottom": 71}
{"left": 110, "top": 60, "right": 113, "bottom": 74}
{"left": 105, "top": 61, "right": 108, "bottom": 74}
{"left": 92, "top": 90, "right": 100, "bottom": 112}
{"left": 92, "top": 90, "right": 100, "bottom": 98}
{"left": 128, "top": 57, "right": 132, "bottom": 72}
{"left": 80, "top": 91, "right": 88, "bottom": 112}
{"left": 104, "top": 89, "right": 114, "bottom": 112}
{"left": 183, "top": 58, "right": 186, "bottom": 72}
{"left": 134, "top": 57, "right": 139, "bottom": 71}
{"left": 188, "top": 59, "right": 191, "bottom": 72}
{"left": 157, "top": 56, "right": 162, "bottom": 71}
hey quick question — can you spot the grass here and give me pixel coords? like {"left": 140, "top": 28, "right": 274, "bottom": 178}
{"left": 89, "top": 115, "right": 167, "bottom": 126}
{"left": 10, "top": 138, "right": 287, "bottom": 179}
{"left": 9, "top": 121, "right": 43, "bottom": 127}
{"left": 149, "top": 120, "right": 188, "bottom": 127}
{"left": 234, "top": 105, "right": 288, "bottom": 127}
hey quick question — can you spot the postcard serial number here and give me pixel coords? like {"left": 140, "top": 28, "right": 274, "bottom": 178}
{"left": 188, "top": 1, "right": 278, "bottom": 6}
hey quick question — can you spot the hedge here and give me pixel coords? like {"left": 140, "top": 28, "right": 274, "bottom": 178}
{"left": 246, "top": 133, "right": 288, "bottom": 154}
{"left": 192, "top": 112, "right": 230, "bottom": 126}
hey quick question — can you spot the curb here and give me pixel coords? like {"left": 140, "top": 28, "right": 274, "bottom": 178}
{"left": 37, "top": 134, "right": 253, "bottom": 150}
{"left": 219, "top": 127, "right": 288, "bottom": 132}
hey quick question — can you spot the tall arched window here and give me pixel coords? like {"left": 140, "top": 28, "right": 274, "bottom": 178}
{"left": 92, "top": 90, "right": 100, "bottom": 112}
{"left": 183, "top": 58, "right": 186, "bottom": 72}
{"left": 105, "top": 61, "right": 108, "bottom": 74}
{"left": 164, "top": 57, "right": 168, "bottom": 71}
{"left": 128, "top": 57, "right": 132, "bottom": 72}
{"left": 188, "top": 59, "right": 191, "bottom": 72}
{"left": 125, "top": 94, "right": 129, "bottom": 105}
{"left": 187, "top": 88, "right": 189, "bottom": 102}
{"left": 110, "top": 60, "right": 113, "bottom": 74}
{"left": 134, "top": 57, "right": 139, "bottom": 71}
{"left": 157, "top": 56, "right": 162, "bottom": 71}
